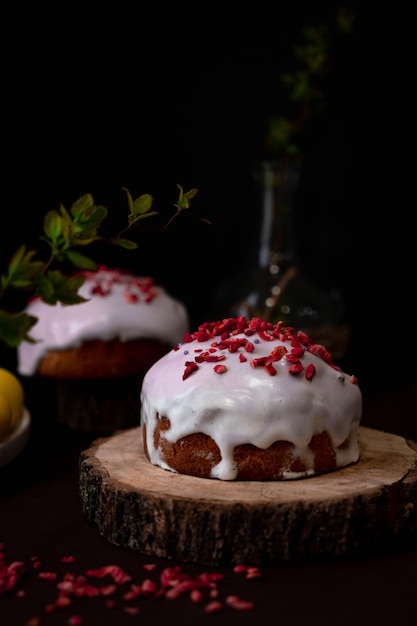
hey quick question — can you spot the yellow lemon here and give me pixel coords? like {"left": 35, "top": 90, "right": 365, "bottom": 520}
{"left": 0, "top": 368, "right": 24, "bottom": 433}
{"left": 0, "top": 393, "right": 13, "bottom": 441}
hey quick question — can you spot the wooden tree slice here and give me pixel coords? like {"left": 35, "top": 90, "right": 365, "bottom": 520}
{"left": 79, "top": 427, "right": 417, "bottom": 566}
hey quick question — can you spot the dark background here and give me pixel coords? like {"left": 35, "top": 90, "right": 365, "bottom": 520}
{"left": 1, "top": 1, "right": 416, "bottom": 397}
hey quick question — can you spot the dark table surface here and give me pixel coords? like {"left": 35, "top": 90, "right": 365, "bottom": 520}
{"left": 1, "top": 380, "right": 416, "bottom": 626}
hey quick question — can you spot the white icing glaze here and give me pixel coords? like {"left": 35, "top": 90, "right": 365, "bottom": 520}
{"left": 140, "top": 317, "right": 362, "bottom": 480}
{"left": 17, "top": 267, "right": 189, "bottom": 376}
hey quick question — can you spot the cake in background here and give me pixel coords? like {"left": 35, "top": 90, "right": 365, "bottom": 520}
{"left": 141, "top": 315, "right": 362, "bottom": 481}
{"left": 17, "top": 266, "right": 189, "bottom": 433}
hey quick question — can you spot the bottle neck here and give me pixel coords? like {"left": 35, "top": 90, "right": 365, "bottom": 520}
{"left": 256, "top": 159, "right": 300, "bottom": 272}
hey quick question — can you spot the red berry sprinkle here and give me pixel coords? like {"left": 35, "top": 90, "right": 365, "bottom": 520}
{"left": 306, "top": 363, "right": 316, "bottom": 381}
{"left": 61, "top": 556, "right": 75, "bottom": 563}
{"left": 226, "top": 595, "right": 255, "bottom": 610}
{"left": 78, "top": 267, "right": 160, "bottom": 305}
{"left": 288, "top": 362, "right": 304, "bottom": 375}
{"left": 38, "top": 572, "right": 58, "bottom": 581}
{"left": 264, "top": 363, "right": 277, "bottom": 376}
{"left": 183, "top": 361, "right": 199, "bottom": 380}
{"left": 233, "top": 564, "right": 248, "bottom": 574}
{"left": 143, "top": 563, "right": 157, "bottom": 572}
{"left": 1, "top": 544, "right": 259, "bottom": 620}
{"left": 177, "top": 316, "right": 358, "bottom": 384}
{"left": 0, "top": 556, "right": 25, "bottom": 596}
{"left": 205, "top": 600, "right": 224, "bottom": 613}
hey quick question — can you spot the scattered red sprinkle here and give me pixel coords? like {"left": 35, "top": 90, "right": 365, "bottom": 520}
{"left": 246, "top": 567, "right": 262, "bottom": 580}
{"left": 288, "top": 362, "right": 304, "bottom": 375}
{"left": 290, "top": 346, "right": 305, "bottom": 358}
{"left": 143, "top": 563, "right": 157, "bottom": 571}
{"left": 226, "top": 595, "right": 255, "bottom": 610}
{"left": 285, "top": 351, "right": 302, "bottom": 363}
{"left": 38, "top": 572, "right": 58, "bottom": 581}
{"left": 308, "top": 343, "right": 332, "bottom": 364}
{"left": 91, "top": 283, "right": 108, "bottom": 296}
{"left": 124, "top": 291, "right": 139, "bottom": 303}
{"left": 190, "top": 588, "right": 203, "bottom": 602}
{"left": 61, "top": 556, "right": 76, "bottom": 564}
{"left": 250, "top": 356, "right": 268, "bottom": 368}
{"left": 258, "top": 329, "right": 274, "bottom": 341}
{"left": 141, "top": 578, "right": 157, "bottom": 594}
{"left": 264, "top": 363, "right": 277, "bottom": 376}
{"left": 297, "top": 330, "right": 309, "bottom": 343}
{"left": 178, "top": 316, "right": 358, "bottom": 384}
{"left": 183, "top": 361, "right": 199, "bottom": 380}
{"left": 75, "top": 267, "right": 160, "bottom": 305}
{"left": 233, "top": 564, "right": 262, "bottom": 579}
{"left": 306, "top": 363, "right": 316, "bottom": 381}
{"left": 195, "top": 351, "right": 226, "bottom": 364}
{"left": 2, "top": 543, "right": 259, "bottom": 619}
{"left": 124, "top": 606, "right": 140, "bottom": 615}
{"left": 233, "top": 564, "right": 248, "bottom": 573}
{"left": 269, "top": 345, "right": 288, "bottom": 362}
{"left": 214, "top": 364, "right": 227, "bottom": 374}
{"left": 205, "top": 600, "right": 224, "bottom": 613}
{"left": 0, "top": 548, "right": 25, "bottom": 596}
{"left": 86, "top": 565, "right": 131, "bottom": 584}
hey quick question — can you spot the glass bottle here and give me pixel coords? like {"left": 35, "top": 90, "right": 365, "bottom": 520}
{"left": 231, "top": 159, "right": 350, "bottom": 365}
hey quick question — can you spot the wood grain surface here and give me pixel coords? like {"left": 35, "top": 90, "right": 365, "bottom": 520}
{"left": 79, "top": 427, "right": 417, "bottom": 566}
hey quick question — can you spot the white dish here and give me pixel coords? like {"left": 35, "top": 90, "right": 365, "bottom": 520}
{"left": 0, "top": 409, "right": 31, "bottom": 469}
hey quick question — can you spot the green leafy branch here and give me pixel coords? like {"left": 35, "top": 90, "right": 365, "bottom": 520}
{"left": 0, "top": 184, "right": 201, "bottom": 348}
{"left": 265, "top": 4, "right": 357, "bottom": 159}
{"left": 164, "top": 185, "right": 208, "bottom": 230}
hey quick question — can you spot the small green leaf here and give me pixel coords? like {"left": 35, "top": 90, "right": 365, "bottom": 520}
{"left": 127, "top": 211, "right": 158, "bottom": 225}
{"left": 1, "top": 246, "right": 44, "bottom": 290}
{"left": 132, "top": 193, "right": 154, "bottom": 216}
{"left": 122, "top": 187, "right": 134, "bottom": 213}
{"left": 59, "top": 202, "right": 72, "bottom": 221}
{"left": 122, "top": 188, "right": 156, "bottom": 219}
{"left": 115, "top": 238, "right": 138, "bottom": 250}
{"left": 71, "top": 199, "right": 108, "bottom": 240}
{"left": 71, "top": 193, "right": 95, "bottom": 214}
{"left": 43, "top": 210, "right": 65, "bottom": 242}
{"left": 6, "top": 245, "right": 26, "bottom": 275}
{"left": 0, "top": 309, "right": 39, "bottom": 347}
{"left": 65, "top": 249, "right": 98, "bottom": 270}
{"left": 174, "top": 184, "right": 199, "bottom": 211}
{"left": 36, "top": 270, "right": 87, "bottom": 305}
{"left": 70, "top": 234, "right": 104, "bottom": 247}
{"left": 183, "top": 187, "right": 199, "bottom": 203}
